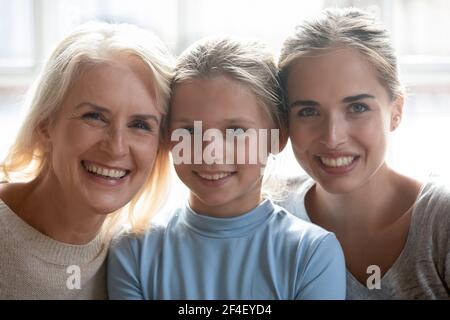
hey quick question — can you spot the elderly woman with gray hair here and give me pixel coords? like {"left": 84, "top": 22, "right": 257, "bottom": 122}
{"left": 0, "top": 22, "right": 173, "bottom": 299}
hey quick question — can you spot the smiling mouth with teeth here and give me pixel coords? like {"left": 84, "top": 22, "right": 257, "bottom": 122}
{"left": 319, "top": 156, "right": 358, "bottom": 168}
{"left": 195, "top": 171, "right": 236, "bottom": 181}
{"left": 81, "top": 161, "right": 130, "bottom": 180}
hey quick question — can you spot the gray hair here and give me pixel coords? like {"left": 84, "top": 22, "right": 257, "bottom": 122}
{"left": 279, "top": 8, "right": 403, "bottom": 101}
{"left": 173, "top": 36, "right": 287, "bottom": 130}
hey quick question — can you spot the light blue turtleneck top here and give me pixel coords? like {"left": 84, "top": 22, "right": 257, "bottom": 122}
{"left": 107, "top": 199, "right": 346, "bottom": 299}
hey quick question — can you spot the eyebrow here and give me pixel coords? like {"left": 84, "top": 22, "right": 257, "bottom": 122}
{"left": 75, "top": 102, "right": 160, "bottom": 124}
{"left": 290, "top": 94, "right": 376, "bottom": 108}
{"left": 289, "top": 100, "right": 319, "bottom": 108}
{"left": 75, "top": 102, "right": 111, "bottom": 113}
{"left": 342, "top": 94, "right": 375, "bottom": 103}
{"left": 223, "top": 118, "right": 257, "bottom": 126}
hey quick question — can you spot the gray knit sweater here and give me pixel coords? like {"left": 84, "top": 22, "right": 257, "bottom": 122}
{"left": 0, "top": 200, "right": 109, "bottom": 299}
{"left": 278, "top": 176, "right": 450, "bottom": 299}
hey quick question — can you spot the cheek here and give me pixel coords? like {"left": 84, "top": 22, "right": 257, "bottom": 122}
{"left": 222, "top": 136, "right": 251, "bottom": 165}
{"left": 134, "top": 137, "right": 160, "bottom": 174}
{"left": 174, "top": 164, "right": 192, "bottom": 185}
{"left": 51, "top": 122, "right": 102, "bottom": 162}
{"left": 236, "top": 164, "right": 263, "bottom": 186}
{"left": 236, "top": 131, "right": 268, "bottom": 165}
{"left": 72, "top": 128, "right": 103, "bottom": 155}
{"left": 241, "top": 136, "right": 258, "bottom": 164}
{"left": 351, "top": 118, "right": 389, "bottom": 155}
{"left": 289, "top": 123, "right": 314, "bottom": 153}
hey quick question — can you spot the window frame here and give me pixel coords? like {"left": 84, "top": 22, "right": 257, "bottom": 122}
{"left": 0, "top": 0, "right": 449, "bottom": 88}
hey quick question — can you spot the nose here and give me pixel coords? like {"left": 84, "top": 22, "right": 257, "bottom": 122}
{"left": 320, "top": 114, "right": 347, "bottom": 149}
{"left": 202, "top": 129, "right": 225, "bottom": 164}
{"left": 99, "top": 123, "right": 129, "bottom": 158}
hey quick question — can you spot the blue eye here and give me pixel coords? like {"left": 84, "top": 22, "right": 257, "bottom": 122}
{"left": 349, "top": 103, "right": 370, "bottom": 113}
{"left": 82, "top": 112, "right": 106, "bottom": 122}
{"left": 298, "top": 107, "right": 319, "bottom": 117}
{"left": 227, "top": 127, "right": 247, "bottom": 136}
{"left": 130, "top": 120, "right": 152, "bottom": 132}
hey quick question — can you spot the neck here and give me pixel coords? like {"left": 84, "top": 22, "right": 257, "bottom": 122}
{"left": 308, "top": 164, "right": 419, "bottom": 232}
{"left": 189, "top": 181, "right": 263, "bottom": 218}
{"left": 16, "top": 172, "right": 106, "bottom": 245}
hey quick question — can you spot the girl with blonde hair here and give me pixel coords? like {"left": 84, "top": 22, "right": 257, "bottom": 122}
{"left": 108, "top": 36, "right": 346, "bottom": 300}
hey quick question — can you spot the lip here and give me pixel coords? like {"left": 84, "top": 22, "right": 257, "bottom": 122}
{"left": 82, "top": 160, "right": 130, "bottom": 172}
{"left": 193, "top": 170, "right": 237, "bottom": 188}
{"left": 315, "top": 154, "right": 360, "bottom": 175}
{"left": 315, "top": 152, "right": 359, "bottom": 158}
{"left": 81, "top": 160, "right": 131, "bottom": 187}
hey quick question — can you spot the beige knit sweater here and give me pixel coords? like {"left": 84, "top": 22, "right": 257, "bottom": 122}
{"left": 0, "top": 200, "right": 109, "bottom": 299}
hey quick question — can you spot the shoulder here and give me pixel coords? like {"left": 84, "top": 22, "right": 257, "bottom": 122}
{"left": 272, "top": 203, "right": 324, "bottom": 233}
{"left": 411, "top": 180, "right": 450, "bottom": 249}
{"left": 0, "top": 185, "right": 21, "bottom": 228}
{"left": 110, "top": 207, "right": 183, "bottom": 257}
{"left": 424, "top": 180, "right": 450, "bottom": 205}
{"left": 0, "top": 182, "right": 17, "bottom": 205}
{"left": 274, "top": 175, "right": 314, "bottom": 221}
{"left": 416, "top": 180, "right": 450, "bottom": 224}
{"left": 270, "top": 204, "right": 345, "bottom": 288}
{"left": 0, "top": 181, "right": 6, "bottom": 195}
{"left": 284, "top": 175, "right": 313, "bottom": 194}
{"left": 0, "top": 182, "right": 31, "bottom": 214}
{"left": 107, "top": 224, "right": 167, "bottom": 277}
{"left": 270, "top": 203, "right": 340, "bottom": 252}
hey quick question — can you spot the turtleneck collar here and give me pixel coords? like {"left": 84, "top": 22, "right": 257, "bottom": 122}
{"left": 181, "top": 199, "right": 275, "bottom": 238}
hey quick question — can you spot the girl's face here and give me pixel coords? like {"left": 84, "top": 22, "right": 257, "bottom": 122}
{"left": 169, "top": 75, "right": 275, "bottom": 217}
{"left": 287, "top": 47, "right": 402, "bottom": 194}
{"left": 45, "top": 56, "right": 162, "bottom": 214}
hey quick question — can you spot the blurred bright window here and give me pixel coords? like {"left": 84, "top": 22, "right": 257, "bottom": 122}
{"left": 1, "top": 0, "right": 450, "bottom": 181}
{"left": 0, "top": 0, "right": 34, "bottom": 69}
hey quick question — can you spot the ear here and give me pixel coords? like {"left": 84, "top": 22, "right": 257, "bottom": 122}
{"left": 390, "top": 95, "right": 404, "bottom": 132}
{"left": 37, "top": 120, "right": 52, "bottom": 152}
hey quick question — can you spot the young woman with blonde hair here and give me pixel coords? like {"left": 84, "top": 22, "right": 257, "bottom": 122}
{"left": 278, "top": 8, "right": 450, "bottom": 299}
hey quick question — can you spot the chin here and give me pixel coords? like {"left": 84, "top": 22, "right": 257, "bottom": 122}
{"left": 192, "top": 193, "right": 235, "bottom": 209}
{"left": 90, "top": 204, "right": 122, "bottom": 215}
{"left": 85, "top": 196, "right": 129, "bottom": 215}
{"left": 197, "top": 197, "right": 230, "bottom": 208}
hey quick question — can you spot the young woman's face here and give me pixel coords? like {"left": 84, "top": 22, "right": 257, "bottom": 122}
{"left": 45, "top": 56, "right": 162, "bottom": 214}
{"left": 287, "top": 47, "right": 402, "bottom": 194}
{"left": 169, "top": 75, "right": 274, "bottom": 217}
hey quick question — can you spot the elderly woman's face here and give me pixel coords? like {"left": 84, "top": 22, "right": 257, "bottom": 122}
{"left": 45, "top": 56, "right": 162, "bottom": 214}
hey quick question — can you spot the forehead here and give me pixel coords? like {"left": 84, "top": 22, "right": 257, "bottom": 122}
{"left": 76, "top": 56, "right": 155, "bottom": 92}
{"left": 64, "top": 56, "right": 158, "bottom": 109}
{"left": 286, "top": 47, "right": 389, "bottom": 102}
{"left": 170, "top": 75, "right": 266, "bottom": 122}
